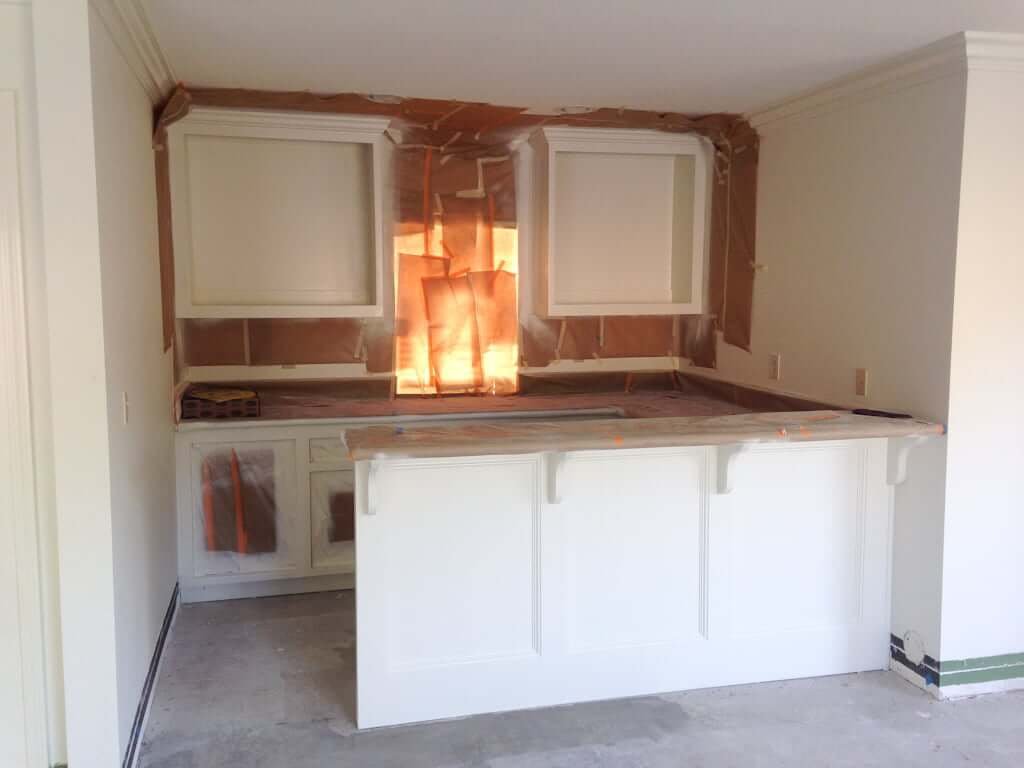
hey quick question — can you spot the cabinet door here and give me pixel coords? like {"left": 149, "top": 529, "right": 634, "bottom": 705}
{"left": 190, "top": 440, "right": 300, "bottom": 577}
{"left": 310, "top": 469, "right": 356, "bottom": 571}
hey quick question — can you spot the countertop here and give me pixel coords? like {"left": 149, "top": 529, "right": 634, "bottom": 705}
{"left": 177, "top": 371, "right": 837, "bottom": 427}
{"left": 342, "top": 410, "right": 944, "bottom": 460}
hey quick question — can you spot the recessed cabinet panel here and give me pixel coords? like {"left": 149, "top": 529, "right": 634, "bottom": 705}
{"left": 169, "top": 108, "right": 391, "bottom": 318}
{"left": 190, "top": 440, "right": 300, "bottom": 577}
{"left": 310, "top": 469, "right": 356, "bottom": 570}
{"left": 186, "top": 135, "right": 374, "bottom": 308}
{"left": 531, "top": 127, "right": 710, "bottom": 317}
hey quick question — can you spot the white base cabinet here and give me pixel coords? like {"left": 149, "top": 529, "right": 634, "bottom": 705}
{"left": 356, "top": 439, "right": 894, "bottom": 728}
{"left": 176, "top": 412, "right": 556, "bottom": 602}
{"left": 176, "top": 422, "right": 361, "bottom": 602}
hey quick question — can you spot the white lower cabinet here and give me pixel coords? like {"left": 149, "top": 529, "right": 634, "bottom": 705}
{"left": 177, "top": 423, "right": 360, "bottom": 602}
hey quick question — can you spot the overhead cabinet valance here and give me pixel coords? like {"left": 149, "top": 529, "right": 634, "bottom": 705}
{"left": 530, "top": 127, "right": 711, "bottom": 317}
{"left": 167, "top": 108, "right": 391, "bottom": 318}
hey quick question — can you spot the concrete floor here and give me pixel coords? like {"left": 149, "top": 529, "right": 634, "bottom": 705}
{"left": 139, "top": 591, "right": 1024, "bottom": 768}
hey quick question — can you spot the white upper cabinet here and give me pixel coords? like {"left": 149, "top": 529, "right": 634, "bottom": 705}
{"left": 168, "top": 108, "right": 391, "bottom": 318}
{"left": 529, "top": 127, "right": 711, "bottom": 317}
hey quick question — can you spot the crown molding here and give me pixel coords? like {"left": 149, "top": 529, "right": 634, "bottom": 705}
{"left": 538, "top": 126, "right": 709, "bottom": 152}
{"left": 174, "top": 106, "right": 392, "bottom": 140}
{"left": 747, "top": 34, "right": 969, "bottom": 129}
{"left": 963, "top": 31, "right": 1024, "bottom": 72}
{"left": 89, "top": 0, "right": 174, "bottom": 105}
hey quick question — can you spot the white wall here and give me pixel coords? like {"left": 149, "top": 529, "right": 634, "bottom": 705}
{"left": 940, "top": 63, "right": 1024, "bottom": 662}
{"left": 89, "top": 5, "right": 178, "bottom": 755}
{"left": 715, "top": 63, "right": 969, "bottom": 660}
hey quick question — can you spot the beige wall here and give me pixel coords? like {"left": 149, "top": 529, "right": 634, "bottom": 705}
{"left": 716, "top": 73, "right": 965, "bottom": 422}
{"left": 33, "top": 0, "right": 121, "bottom": 761}
{"left": 89, "top": 5, "right": 178, "bottom": 755}
{"left": 715, "top": 65, "right": 969, "bottom": 660}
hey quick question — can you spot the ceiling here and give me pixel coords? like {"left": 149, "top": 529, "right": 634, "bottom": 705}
{"left": 142, "top": 0, "right": 1024, "bottom": 115}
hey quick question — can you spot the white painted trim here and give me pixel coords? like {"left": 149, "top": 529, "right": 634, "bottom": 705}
{"left": 168, "top": 108, "right": 392, "bottom": 320}
{"left": 714, "top": 443, "right": 749, "bottom": 494}
{"left": 747, "top": 34, "right": 969, "bottom": 129}
{"left": 963, "top": 31, "right": 1024, "bottom": 72}
{"left": 88, "top": 0, "right": 174, "bottom": 105}
{"left": 181, "top": 573, "right": 353, "bottom": 603}
{"left": 0, "top": 88, "right": 50, "bottom": 768}
{"left": 938, "top": 676, "right": 1024, "bottom": 699}
{"left": 183, "top": 363, "right": 391, "bottom": 382}
{"left": 520, "top": 356, "right": 682, "bottom": 376}
{"left": 747, "top": 32, "right": 1024, "bottom": 131}
{"left": 173, "top": 107, "right": 392, "bottom": 140}
{"left": 886, "top": 435, "right": 928, "bottom": 486}
{"left": 540, "top": 126, "right": 709, "bottom": 153}
{"left": 190, "top": 357, "right": 680, "bottom": 384}
{"left": 544, "top": 451, "right": 567, "bottom": 504}
{"left": 890, "top": 657, "right": 1024, "bottom": 700}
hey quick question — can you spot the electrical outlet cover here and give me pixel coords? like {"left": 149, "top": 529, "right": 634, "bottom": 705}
{"left": 855, "top": 368, "right": 868, "bottom": 397}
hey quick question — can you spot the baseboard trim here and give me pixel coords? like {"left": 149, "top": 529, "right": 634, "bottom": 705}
{"left": 937, "top": 676, "right": 1024, "bottom": 699}
{"left": 122, "top": 582, "right": 179, "bottom": 768}
{"left": 890, "top": 633, "right": 1024, "bottom": 699}
{"left": 181, "top": 572, "right": 353, "bottom": 603}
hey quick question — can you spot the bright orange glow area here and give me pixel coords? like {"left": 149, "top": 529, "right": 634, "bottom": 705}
{"left": 394, "top": 220, "right": 519, "bottom": 395}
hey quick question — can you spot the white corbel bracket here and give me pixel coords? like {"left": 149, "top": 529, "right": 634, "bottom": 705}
{"left": 715, "top": 443, "right": 751, "bottom": 494}
{"left": 545, "top": 451, "right": 569, "bottom": 504}
{"left": 887, "top": 435, "right": 929, "bottom": 486}
{"left": 365, "top": 460, "right": 381, "bottom": 515}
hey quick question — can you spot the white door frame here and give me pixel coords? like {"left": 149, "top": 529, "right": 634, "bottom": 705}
{"left": 0, "top": 87, "right": 50, "bottom": 768}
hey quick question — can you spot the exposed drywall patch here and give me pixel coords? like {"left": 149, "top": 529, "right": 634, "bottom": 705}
{"left": 885, "top": 633, "right": 1024, "bottom": 690}
{"left": 890, "top": 632, "right": 939, "bottom": 687}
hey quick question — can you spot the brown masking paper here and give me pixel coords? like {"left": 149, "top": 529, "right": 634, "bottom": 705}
{"left": 156, "top": 86, "right": 758, "bottom": 381}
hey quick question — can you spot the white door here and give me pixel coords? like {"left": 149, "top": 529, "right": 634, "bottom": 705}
{"left": 0, "top": 81, "right": 48, "bottom": 767}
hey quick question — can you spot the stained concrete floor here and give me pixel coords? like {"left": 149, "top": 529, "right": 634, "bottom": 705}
{"left": 139, "top": 591, "right": 1024, "bottom": 768}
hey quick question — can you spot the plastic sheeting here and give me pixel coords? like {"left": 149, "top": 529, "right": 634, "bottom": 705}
{"left": 310, "top": 470, "right": 355, "bottom": 570}
{"left": 192, "top": 442, "right": 298, "bottom": 576}
{"left": 393, "top": 144, "right": 519, "bottom": 394}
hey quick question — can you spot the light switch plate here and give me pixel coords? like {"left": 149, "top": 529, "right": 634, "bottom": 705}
{"left": 769, "top": 353, "right": 782, "bottom": 381}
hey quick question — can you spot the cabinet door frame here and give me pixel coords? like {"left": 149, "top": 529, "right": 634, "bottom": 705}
{"left": 168, "top": 107, "right": 392, "bottom": 319}
{"left": 528, "top": 126, "right": 712, "bottom": 318}
{"left": 187, "top": 438, "right": 304, "bottom": 578}
{"left": 0, "top": 85, "right": 49, "bottom": 768}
